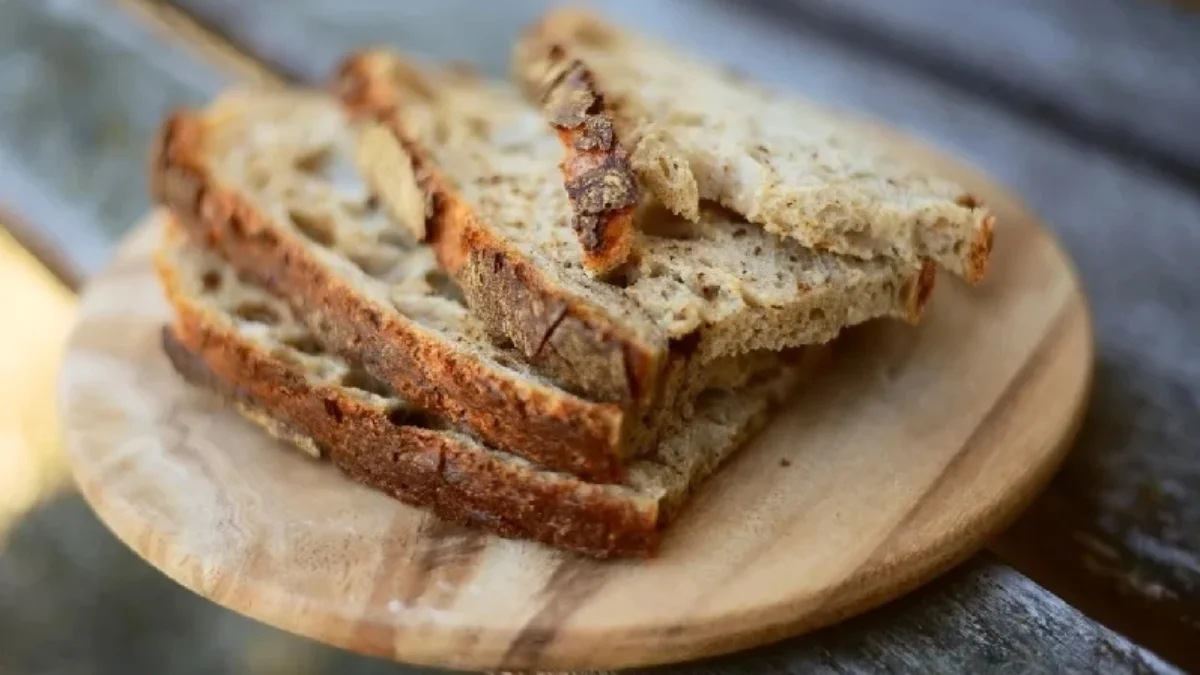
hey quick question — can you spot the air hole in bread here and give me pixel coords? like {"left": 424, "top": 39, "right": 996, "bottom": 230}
{"left": 344, "top": 193, "right": 383, "bottom": 218}
{"left": 201, "top": 270, "right": 222, "bottom": 292}
{"left": 289, "top": 210, "right": 336, "bottom": 247}
{"left": 604, "top": 262, "right": 639, "bottom": 288}
{"left": 341, "top": 365, "right": 392, "bottom": 398}
{"left": 295, "top": 147, "right": 333, "bottom": 175}
{"left": 641, "top": 213, "right": 698, "bottom": 240}
{"left": 955, "top": 194, "right": 981, "bottom": 209}
{"left": 323, "top": 398, "right": 343, "bottom": 423}
{"left": 283, "top": 334, "right": 324, "bottom": 356}
{"left": 385, "top": 404, "right": 439, "bottom": 429}
{"left": 235, "top": 301, "right": 280, "bottom": 325}
{"left": 692, "top": 387, "right": 724, "bottom": 410}
{"left": 809, "top": 307, "right": 826, "bottom": 323}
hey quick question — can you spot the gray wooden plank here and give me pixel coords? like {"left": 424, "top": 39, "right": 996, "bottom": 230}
{"left": 0, "top": 0, "right": 230, "bottom": 277}
{"left": 158, "top": 1, "right": 1200, "bottom": 669}
{"left": 619, "top": 559, "right": 1177, "bottom": 675}
{"left": 748, "top": 0, "right": 1200, "bottom": 183}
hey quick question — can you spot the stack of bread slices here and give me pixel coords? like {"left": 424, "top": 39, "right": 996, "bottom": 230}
{"left": 150, "top": 7, "right": 994, "bottom": 558}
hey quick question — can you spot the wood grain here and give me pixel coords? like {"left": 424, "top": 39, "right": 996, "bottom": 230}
{"left": 60, "top": 115, "right": 1092, "bottom": 669}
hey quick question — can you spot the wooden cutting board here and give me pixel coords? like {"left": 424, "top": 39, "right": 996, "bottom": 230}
{"left": 58, "top": 118, "right": 1092, "bottom": 672}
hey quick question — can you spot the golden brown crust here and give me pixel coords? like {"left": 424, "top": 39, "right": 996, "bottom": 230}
{"left": 966, "top": 207, "right": 996, "bottom": 285}
{"left": 334, "top": 52, "right": 665, "bottom": 406}
{"left": 533, "top": 49, "right": 638, "bottom": 276}
{"left": 150, "top": 110, "right": 632, "bottom": 483}
{"left": 906, "top": 260, "right": 939, "bottom": 323}
{"left": 157, "top": 314, "right": 662, "bottom": 559}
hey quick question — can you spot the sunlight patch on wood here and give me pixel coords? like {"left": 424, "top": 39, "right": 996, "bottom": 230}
{"left": 0, "top": 226, "right": 77, "bottom": 545}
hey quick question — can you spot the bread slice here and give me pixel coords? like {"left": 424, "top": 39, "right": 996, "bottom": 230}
{"left": 150, "top": 90, "right": 637, "bottom": 482}
{"left": 513, "top": 7, "right": 995, "bottom": 283}
{"left": 336, "top": 51, "right": 935, "bottom": 411}
{"left": 157, "top": 227, "right": 817, "bottom": 558}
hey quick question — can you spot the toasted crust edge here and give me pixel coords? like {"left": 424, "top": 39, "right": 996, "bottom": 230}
{"left": 960, "top": 201, "right": 996, "bottom": 285}
{"left": 528, "top": 48, "right": 639, "bottom": 276}
{"left": 155, "top": 305, "right": 662, "bottom": 559}
{"left": 334, "top": 51, "right": 666, "bottom": 406}
{"left": 149, "top": 106, "right": 631, "bottom": 483}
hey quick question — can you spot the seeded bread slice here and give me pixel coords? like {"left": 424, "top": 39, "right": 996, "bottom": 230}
{"left": 513, "top": 7, "right": 995, "bottom": 283}
{"left": 150, "top": 90, "right": 641, "bottom": 482}
{"left": 157, "top": 229, "right": 817, "bottom": 558}
{"left": 336, "top": 51, "right": 934, "bottom": 408}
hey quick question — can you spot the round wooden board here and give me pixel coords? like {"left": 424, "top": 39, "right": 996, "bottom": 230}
{"left": 60, "top": 121, "right": 1092, "bottom": 672}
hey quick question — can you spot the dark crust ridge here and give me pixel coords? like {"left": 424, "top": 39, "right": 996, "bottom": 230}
{"left": 148, "top": 106, "right": 630, "bottom": 483}
{"left": 157, "top": 321, "right": 662, "bottom": 559}
{"left": 538, "top": 48, "right": 639, "bottom": 276}
{"left": 334, "top": 52, "right": 665, "bottom": 408}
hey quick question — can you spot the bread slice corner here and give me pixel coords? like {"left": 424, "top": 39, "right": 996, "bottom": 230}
{"left": 514, "top": 7, "right": 995, "bottom": 283}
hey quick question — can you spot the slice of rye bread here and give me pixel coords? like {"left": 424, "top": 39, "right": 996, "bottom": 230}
{"left": 513, "top": 7, "right": 995, "bottom": 283}
{"left": 335, "top": 50, "right": 935, "bottom": 411}
{"left": 157, "top": 230, "right": 820, "bottom": 558}
{"left": 153, "top": 90, "right": 674, "bottom": 482}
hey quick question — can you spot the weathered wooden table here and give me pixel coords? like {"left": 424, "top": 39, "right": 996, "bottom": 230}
{"left": 1, "top": 1, "right": 1197, "bottom": 672}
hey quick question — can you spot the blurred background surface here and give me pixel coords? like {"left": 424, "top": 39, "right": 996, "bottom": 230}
{"left": 1, "top": 1, "right": 1198, "bottom": 673}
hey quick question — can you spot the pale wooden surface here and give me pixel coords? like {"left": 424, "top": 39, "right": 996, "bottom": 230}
{"left": 61, "top": 107, "right": 1092, "bottom": 670}
{"left": 1, "top": 0, "right": 1197, "bottom": 672}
